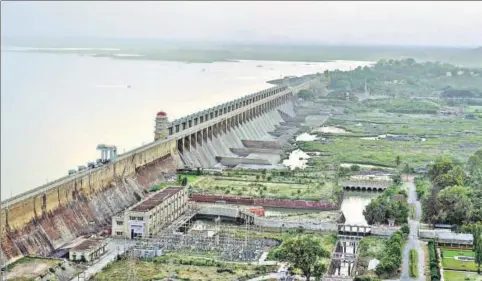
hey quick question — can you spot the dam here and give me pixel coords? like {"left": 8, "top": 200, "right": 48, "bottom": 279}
{"left": 0, "top": 76, "right": 319, "bottom": 265}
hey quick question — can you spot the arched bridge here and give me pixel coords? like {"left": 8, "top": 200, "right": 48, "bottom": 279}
{"left": 341, "top": 180, "right": 392, "bottom": 192}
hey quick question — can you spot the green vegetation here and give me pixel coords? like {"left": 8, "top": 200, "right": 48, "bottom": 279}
{"left": 363, "top": 185, "right": 409, "bottom": 225}
{"left": 92, "top": 254, "right": 276, "bottom": 281}
{"left": 11, "top": 43, "right": 482, "bottom": 67}
{"left": 5, "top": 257, "right": 62, "bottom": 281}
{"left": 444, "top": 271, "right": 482, "bottom": 281}
{"left": 428, "top": 241, "right": 441, "bottom": 281}
{"left": 302, "top": 112, "right": 482, "bottom": 170}
{"left": 270, "top": 234, "right": 331, "bottom": 281}
{"left": 191, "top": 169, "right": 339, "bottom": 201}
{"left": 325, "top": 58, "right": 482, "bottom": 97}
{"left": 427, "top": 156, "right": 465, "bottom": 189}
{"left": 363, "top": 98, "right": 441, "bottom": 114}
{"left": 441, "top": 248, "right": 477, "bottom": 272}
{"left": 415, "top": 177, "right": 431, "bottom": 199}
{"left": 375, "top": 230, "right": 404, "bottom": 278}
{"left": 268, "top": 232, "right": 337, "bottom": 261}
{"left": 356, "top": 237, "right": 387, "bottom": 276}
{"left": 421, "top": 151, "right": 482, "bottom": 226}
{"left": 298, "top": 89, "right": 316, "bottom": 101}
{"left": 409, "top": 249, "right": 418, "bottom": 278}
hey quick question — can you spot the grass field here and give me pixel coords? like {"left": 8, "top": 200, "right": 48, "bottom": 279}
{"left": 301, "top": 111, "right": 482, "bottom": 168}
{"left": 444, "top": 271, "right": 482, "bottom": 281}
{"left": 6, "top": 257, "right": 62, "bottom": 281}
{"left": 442, "top": 248, "right": 477, "bottom": 272}
{"left": 192, "top": 175, "right": 337, "bottom": 201}
{"left": 92, "top": 257, "right": 276, "bottom": 281}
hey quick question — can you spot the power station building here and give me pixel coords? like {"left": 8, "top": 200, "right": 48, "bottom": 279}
{"left": 111, "top": 187, "right": 188, "bottom": 239}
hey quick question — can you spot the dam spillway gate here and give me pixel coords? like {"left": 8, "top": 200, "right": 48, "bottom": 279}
{"left": 167, "top": 84, "right": 304, "bottom": 169}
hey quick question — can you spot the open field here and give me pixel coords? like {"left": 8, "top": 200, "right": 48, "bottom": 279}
{"left": 441, "top": 248, "right": 477, "bottom": 272}
{"left": 444, "top": 271, "right": 482, "bottom": 281}
{"left": 192, "top": 174, "right": 338, "bottom": 201}
{"left": 6, "top": 257, "right": 62, "bottom": 281}
{"left": 92, "top": 255, "right": 277, "bottom": 281}
{"left": 301, "top": 111, "right": 482, "bottom": 168}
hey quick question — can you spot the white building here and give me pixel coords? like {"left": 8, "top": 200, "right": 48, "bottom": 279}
{"left": 112, "top": 187, "right": 188, "bottom": 239}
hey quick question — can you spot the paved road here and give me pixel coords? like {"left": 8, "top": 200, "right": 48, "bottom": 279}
{"left": 401, "top": 178, "right": 425, "bottom": 281}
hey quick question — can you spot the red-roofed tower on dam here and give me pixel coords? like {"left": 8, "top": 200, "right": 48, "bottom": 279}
{"left": 154, "top": 111, "right": 168, "bottom": 141}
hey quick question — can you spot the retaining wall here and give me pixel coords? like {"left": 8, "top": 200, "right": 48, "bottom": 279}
{"left": 216, "top": 156, "right": 272, "bottom": 167}
{"left": 254, "top": 217, "right": 338, "bottom": 231}
{"left": 0, "top": 154, "right": 179, "bottom": 264}
{"left": 230, "top": 148, "right": 282, "bottom": 156}
{"left": 189, "top": 194, "right": 338, "bottom": 210}
{"left": 241, "top": 140, "right": 282, "bottom": 149}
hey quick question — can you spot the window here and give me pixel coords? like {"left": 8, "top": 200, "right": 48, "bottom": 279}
{"left": 129, "top": 216, "right": 136, "bottom": 221}
{"left": 116, "top": 221, "right": 123, "bottom": 225}
{"left": 137, "top": 217, "right": 144, "bottom": 221}
{"left": 116, "top": 232, "right": 123, "bottom": 236}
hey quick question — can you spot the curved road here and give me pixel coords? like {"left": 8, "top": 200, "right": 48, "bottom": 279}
{"left": 401, "top": 177, "right": 425, "bottom": 281}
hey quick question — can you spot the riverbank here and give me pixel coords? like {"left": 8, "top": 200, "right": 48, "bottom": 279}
{"left": 4, "top": 43, "right": 482, "bottom": 67}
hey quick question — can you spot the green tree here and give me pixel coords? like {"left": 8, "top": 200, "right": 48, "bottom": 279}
{"left": 364, "top": 196, "right": 408, "bottom": 225}
{"left": 467, "top": 149, "right": 482, "bottom": 189}
{"left": 350, "top": 165, "right": 361, "bottom": 172}
{"left": 298, "top": 89, "right": 315, "bottom": 100}
{"left": 436, "top": 186, "right": 473, "bottom": 225}
{"left": 403, "top": 164, "right": 411, "bottom": 181}
{"left": 395, "top": 156, "right": 401, "bottom": 166}
{"left": 475, "top": 236, "right": 482, "bottom": 274}
{"left": 401, "top": 223, "right": 410, "bottom": 235}
{"left": 427, "top": 157, "right": 464, "bottom": 188}
{"left": 276, "top": 234, "right": 330, "bottom": 281}
{"left": 313, "top": 260, "right": 328, "bottom": 281}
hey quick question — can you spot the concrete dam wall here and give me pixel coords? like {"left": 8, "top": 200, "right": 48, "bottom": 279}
{"left": 175, "top": 94, "right": 297, "bottom": 169}
{"left": 0, "top": 79, "right": 316, "bottom": 264}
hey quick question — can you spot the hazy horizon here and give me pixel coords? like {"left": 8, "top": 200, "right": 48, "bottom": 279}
{"left": 2, "top": 1, "right": 482, "bottom": 48}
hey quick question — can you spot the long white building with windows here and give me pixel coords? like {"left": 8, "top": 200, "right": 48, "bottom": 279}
{"left": 112, "top": 187, "right": 188, "bottom": 239}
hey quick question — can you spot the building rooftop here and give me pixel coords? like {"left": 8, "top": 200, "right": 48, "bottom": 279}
{"left": 130, "top": 187, "right": 183, "bottom": 212}
{"left": 70, "top": 238, "right": 106, "bottom": 253}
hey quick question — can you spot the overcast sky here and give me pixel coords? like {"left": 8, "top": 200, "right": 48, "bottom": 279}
{"left": 2, "top": 1, "right": 481, "bottom": 47}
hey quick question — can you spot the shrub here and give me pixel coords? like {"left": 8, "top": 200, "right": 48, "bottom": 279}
{"left": 409, "top": 249, "right": 418, "bottom": 278}
{"left": 428, "top": 241, "right": 440, "bottom": 281}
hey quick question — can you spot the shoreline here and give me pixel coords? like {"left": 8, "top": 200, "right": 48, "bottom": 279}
{"left": 1, "top": 46, "right": 375, "bottom": 64}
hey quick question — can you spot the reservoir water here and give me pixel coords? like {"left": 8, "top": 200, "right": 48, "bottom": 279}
{"left": 1, "top": 50, "right": 372, "bottom": 199}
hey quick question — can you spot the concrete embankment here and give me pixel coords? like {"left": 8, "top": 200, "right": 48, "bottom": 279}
{"left": 0, "top": 155, "right": 180, "bottom": 264}
{"left": 190, "top": 194, "right": 339, "bottom": 210}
